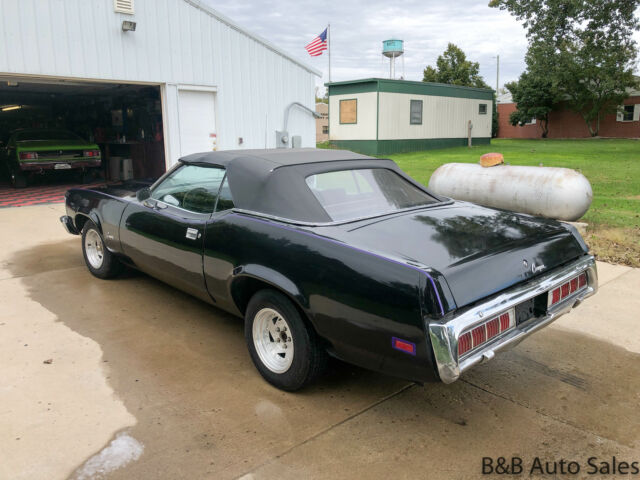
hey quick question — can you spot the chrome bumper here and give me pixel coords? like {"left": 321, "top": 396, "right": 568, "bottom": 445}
{"left": 60, "top": 215, "right": 79, "bottom": 235}
{"left": 428, "top": 255, "right": 598, "bottom": 384}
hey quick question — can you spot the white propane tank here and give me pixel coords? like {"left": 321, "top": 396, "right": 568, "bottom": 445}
{"left": 428, "top": 163, "right": 593, "bottom": 221}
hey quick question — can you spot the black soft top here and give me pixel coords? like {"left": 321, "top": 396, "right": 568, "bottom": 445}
{"left": 179, "top": 148, "right": 416, "bottom": 223}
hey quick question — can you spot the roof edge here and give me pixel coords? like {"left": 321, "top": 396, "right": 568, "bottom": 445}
{"left": 183, "top": 0, "right": 322, "bottom": 77}
{"left": 325, "top": 77, "right": 495, "bottom": 93}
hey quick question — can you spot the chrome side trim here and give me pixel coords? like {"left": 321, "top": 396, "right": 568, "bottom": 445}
{"left": 231, "top": 201, "right": 454, "bottom": 227}
{"left": 428, "top": 255, "right": 597, "bottom": 384}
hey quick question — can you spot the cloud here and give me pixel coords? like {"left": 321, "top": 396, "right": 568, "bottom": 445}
{"left": 204, "top": 0, "right": 640, "bottom": 92}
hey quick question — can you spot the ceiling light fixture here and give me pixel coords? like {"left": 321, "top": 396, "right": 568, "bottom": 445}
{"left": 1, "top": 105, "right": 21, "bottom": 111}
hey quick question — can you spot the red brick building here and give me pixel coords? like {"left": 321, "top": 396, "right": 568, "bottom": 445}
{"left": 497, "top": 92, "right": 640, "bottom": 138}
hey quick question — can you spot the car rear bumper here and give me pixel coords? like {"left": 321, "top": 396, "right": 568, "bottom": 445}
{"left": 19, "top": 159, "right": 101, "bottom": 171}
{"left": 428, "top": 255, "right": 597, "bottom": 384}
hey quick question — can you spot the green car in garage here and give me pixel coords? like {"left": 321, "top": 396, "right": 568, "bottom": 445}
{"left": 1, "top": 128, "right": 102, "bottom": 188}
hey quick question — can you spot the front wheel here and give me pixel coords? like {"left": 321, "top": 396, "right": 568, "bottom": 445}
{"left": 81, "top": 220, "right": 123, "bottom": 279}
{"left": 245, "top": 290, "right": 327, "bottom": 391}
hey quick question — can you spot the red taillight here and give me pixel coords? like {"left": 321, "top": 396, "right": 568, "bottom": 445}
{"left": 458, "top": 309, "right": 515, "bottom": 358}
{"left": 548, "top": 273, "right": 589, "bottom": 308}
{"left": 570, "top": 278, "right": 578, "bottom": 293}
{"left": 83, "top": 149, "right": 100, "bottom": 157}
{"left": 19, "top": 152, "right": 38, "bottom": 160}
{"left": 499, "top": 312, "right": 511, "bottom": 331}
{"left": 486, "top": 318, "right": 500, "bottom": 339}
{"left": 458, "top": 332, "right": 472, "bottom": 356}
{"left": 471, "top": 325, "right": 486, "bottom": 347}
{"left": 578, "top": 273, "right": 587, "bottom": 288}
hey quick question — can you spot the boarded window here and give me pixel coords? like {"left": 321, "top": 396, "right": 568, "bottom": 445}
{"left": 339, "top": 99, "right": 357, "bottom": 124}
{"left": 479, "top": 103, "right": 488, "bottom": 115}
{"left": 410, "top": 100, "right": 423, "bottom": 125}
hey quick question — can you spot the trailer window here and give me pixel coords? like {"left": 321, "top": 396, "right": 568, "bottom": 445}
{"left": 410, "top": 100, "right": 423, "bottom": 125}
{"left": 306, "top": 168, "right": 437, "bottom": 222}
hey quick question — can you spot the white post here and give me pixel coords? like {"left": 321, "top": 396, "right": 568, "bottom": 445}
{"left": 328, "top": 24, "right": 331, "bottom": 83}
{"left": 496, "top": 54, "right": 500, "bottom": 93}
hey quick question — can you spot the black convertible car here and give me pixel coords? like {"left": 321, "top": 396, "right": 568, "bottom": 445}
{"left": 61, "top": 149, "right": 597, "bottom": 391}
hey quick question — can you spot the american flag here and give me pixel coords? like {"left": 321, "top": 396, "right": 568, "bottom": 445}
{"left": 305, "top": 28, "right": 328, "bottom": 57}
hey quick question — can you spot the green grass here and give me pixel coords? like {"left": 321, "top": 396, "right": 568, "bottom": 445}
{"left": 388, "top": 138, "right": 640, "bottom": 230}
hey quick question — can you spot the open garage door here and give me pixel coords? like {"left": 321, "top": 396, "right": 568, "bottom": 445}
{"left": 178, "top": 89, "right": 217, "bottom": 157}
{"left": 0, "top": 77, "right": 166, "bottom": 204}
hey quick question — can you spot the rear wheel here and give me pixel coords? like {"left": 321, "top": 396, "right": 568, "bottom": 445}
{"left": 81, "top": 220, "right": 123, "bottom": 279}
{"left": 245, "top": 290, "right": 327, "bottom": 391}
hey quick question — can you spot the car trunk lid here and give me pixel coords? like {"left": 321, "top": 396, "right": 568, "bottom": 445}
{"left": 321, "top": 202, "right": 586, "bottom": 309}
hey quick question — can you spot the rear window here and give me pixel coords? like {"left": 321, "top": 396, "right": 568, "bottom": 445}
{"left": 305, "top": 168, "right": 437, "bottom": 221}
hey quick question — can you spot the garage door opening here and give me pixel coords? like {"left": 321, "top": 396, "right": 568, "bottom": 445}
{"left": 0, "top": 78, "right": 166, "bottom": 195}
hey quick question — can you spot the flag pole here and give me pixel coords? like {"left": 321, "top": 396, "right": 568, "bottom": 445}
{"left": 328, "top": 23, "right": 331, "bottom": 83}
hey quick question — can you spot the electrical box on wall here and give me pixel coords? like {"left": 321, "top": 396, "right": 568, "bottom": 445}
{"left": 276, "top": 130, "right": 289, "bottom": 148}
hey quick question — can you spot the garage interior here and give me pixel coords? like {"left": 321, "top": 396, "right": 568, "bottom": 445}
{"left": 0, "top": 77, "right": 166, "bottom": 187}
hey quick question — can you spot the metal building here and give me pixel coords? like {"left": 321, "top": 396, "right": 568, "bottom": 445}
{"left": 326, "top": 78, "right": 494, "bottom": 155}
{"left": 0, "top": 0, "right": 319, "bottom": 179}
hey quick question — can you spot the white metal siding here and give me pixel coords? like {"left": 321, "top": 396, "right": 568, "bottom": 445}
{"left": 328, "top": 92, "right": 377, "bottom": 141}
{"left": 378, "top": 92, "right": 492, "bottom": 140}
{"left": 0, "top": 0, "right": 318, "bottom": 163}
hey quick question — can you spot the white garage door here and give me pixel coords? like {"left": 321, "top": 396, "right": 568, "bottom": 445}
{"left": 178, "top": 89, "right": 217, "bottom": 157}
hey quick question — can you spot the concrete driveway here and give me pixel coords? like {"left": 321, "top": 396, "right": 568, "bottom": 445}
{"left": 1, "top": 204, "right": 639, "bottom": 480}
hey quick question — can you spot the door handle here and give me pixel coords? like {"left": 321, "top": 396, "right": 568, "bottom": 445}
{"left": 186, "top": 228, "right": 200, "bottom": 240}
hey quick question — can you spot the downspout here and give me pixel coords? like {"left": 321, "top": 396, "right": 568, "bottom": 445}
{"left": 277, "top": 102, "right": 322, "bottom": 148}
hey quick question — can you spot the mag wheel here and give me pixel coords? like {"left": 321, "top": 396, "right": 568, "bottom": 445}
{"left": 81, "top": 220, "right": 123, "bottom": 279}
{"left": 245, "top": 290, "right": 327, "bottom": 391}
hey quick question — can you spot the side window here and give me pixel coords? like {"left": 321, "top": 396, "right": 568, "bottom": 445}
{"left": 151, "top": 164, "right": 225, "bottom": 214}
{"left": 215, "top": 177, "right": 234, "bottom": 212}
{"left": 479, "top": 103, "right": 488, "bottom": 115}
{"left": 410, "top": 99, "right": 423, "bottom": 125}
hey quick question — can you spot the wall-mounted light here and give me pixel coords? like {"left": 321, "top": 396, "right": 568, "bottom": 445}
{"left": 122, "top": 20, "right": 136, "bottom": 32}
{"left": 1, "top": 105, "right": 21, "bottom": 112}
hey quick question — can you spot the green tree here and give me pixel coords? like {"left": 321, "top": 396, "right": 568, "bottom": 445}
{"left": 423, "top": 43, "right": 491, "bottom": 88}
{"left": 505, "top": 70, "right": 557, "bottom": 137}
{"left": 490, "top": 0, "right": 640, "bottom": 137}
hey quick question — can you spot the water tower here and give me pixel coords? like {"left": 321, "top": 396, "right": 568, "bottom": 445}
{"left": 382, "top": 39, "right": 404, "bottom": 79}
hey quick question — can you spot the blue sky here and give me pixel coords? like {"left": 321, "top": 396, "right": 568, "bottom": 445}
{"left": 205, "top": 1, "right": 640, "bottom": 94}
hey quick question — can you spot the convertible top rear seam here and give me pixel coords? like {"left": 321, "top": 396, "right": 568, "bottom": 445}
{"left": 228, "top": 212, "right": 446, "bottom": 317}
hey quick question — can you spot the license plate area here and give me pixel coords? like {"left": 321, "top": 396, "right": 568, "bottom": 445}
{"left": 515, "top": 293, "right": 548, "bottom": 325}
{"left": 54, "top": 163, "right": 72, "bottom": 170}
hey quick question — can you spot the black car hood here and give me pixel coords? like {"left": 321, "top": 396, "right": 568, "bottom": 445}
{"left": 323, "top": 202, "right": 587, "bottom": 309}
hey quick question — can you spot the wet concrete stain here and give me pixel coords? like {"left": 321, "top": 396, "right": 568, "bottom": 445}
{"left": 9, "top": 241, "right": 640, "bottom": 479}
